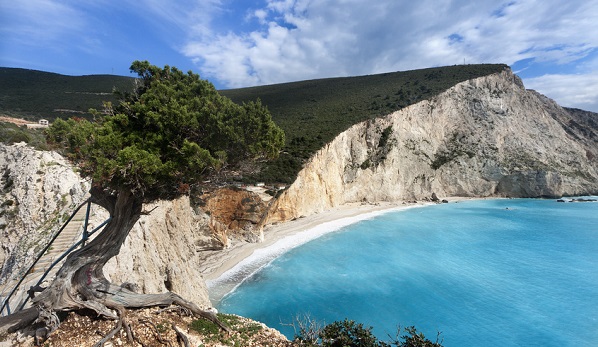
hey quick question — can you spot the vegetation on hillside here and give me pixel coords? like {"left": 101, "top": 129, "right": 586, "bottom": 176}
{"left": 0, "top": 121, "right": 48, "bottom": 150}
{"left": 192, "top": 315, "right": 444, "bottom": 347}
{"left": 221, "top": 64, "right": 508, "bottom": 183}
{"left": 1, "top": 64, "right": 507, "bottom": 183}
{"left": 0, "top": 67, "right": 134, "bottom": 120}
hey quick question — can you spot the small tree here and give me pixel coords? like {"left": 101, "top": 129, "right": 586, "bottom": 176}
{"left": 0, "top": 61, "right": 284, "bottom": 342}
{"left": 293, "top": 318, "right": 444, "bottom": 347}
{"left": 389, "top": 326, "right": 443, "bottom": 347}
{"left": 319, "top": 319, "right": 384, "bottom": 347}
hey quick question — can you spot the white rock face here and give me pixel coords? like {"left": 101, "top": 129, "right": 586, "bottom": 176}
{"left": 267, "top": 69, "right": 598, "bottom": 222}
{"left": 104, "top": 196, "right": 212, "bottom": 307}
{"left": 0, "top": 143, "right": 88, "bottom": 284}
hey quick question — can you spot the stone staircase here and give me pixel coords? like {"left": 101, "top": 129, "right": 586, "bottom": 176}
{"left": 1, "top": 207, "right": 88, "bottom": 314}
{"left": 30, "top": 207, "right": 88, "bottom": 282}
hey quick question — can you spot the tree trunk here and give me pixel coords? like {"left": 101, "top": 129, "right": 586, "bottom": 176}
{"left": 32, "top": 187, "right": 142, "bottom": 316}
{"left": 1, "top": 186, "right": 228, "bottom": 338}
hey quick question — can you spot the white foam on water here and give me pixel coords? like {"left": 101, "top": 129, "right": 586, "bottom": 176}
{"left": 207, "top": 204, "right": 429, "bottom": 303}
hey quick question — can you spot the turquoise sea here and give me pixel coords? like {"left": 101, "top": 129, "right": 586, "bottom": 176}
{"left": 214, "top": 198, "right": 598, "bottom": 346}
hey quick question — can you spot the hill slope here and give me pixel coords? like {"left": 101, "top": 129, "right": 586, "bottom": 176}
{"left": 0, "top": 67, "right": 134, "bottom": 120}
{"left": 266, "top": 69, "right": 598, "bottom": 223}
{"left": 220, "top": 64, "right": 508, "bottom": 182}
{"left": 1, "top": 64, "right": 508, "bottom": 183}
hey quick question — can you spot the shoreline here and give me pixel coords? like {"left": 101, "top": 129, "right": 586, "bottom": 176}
{"left": 198, "top": 197, "right": 473, "bottom": 305}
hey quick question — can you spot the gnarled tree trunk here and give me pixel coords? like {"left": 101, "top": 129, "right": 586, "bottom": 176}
{"left": 0, "top": 187, "right": 227, "bottom": 340}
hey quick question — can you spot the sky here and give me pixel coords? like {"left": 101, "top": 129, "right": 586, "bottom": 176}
{"left": 1, "top": 0, "right": 597, "bottom": 112}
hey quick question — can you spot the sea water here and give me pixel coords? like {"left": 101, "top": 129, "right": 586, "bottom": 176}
{"left": 215, "top": 198, "right": 598, "bottom": 346}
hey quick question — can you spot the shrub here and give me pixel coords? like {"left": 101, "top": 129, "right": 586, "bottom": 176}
{"left": 293, "top": 318, "right": 444, "bottom": 347}
{"left": 319, "top": 319, "right": 383, "bottom": 347}
{"left": 378, "top": 126, "right": 393, "bottom": 148}
{"left": 389, "top": 326, "right": 444, "bottom": 347}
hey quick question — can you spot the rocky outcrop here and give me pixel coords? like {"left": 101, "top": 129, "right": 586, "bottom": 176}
{"left": 267, "top": 69, "right": 598, "bottom": 222}
{"left": 200, "top": 187, "right": 269, "bottom": 245}
{"left": 103, "top": 196, "right": 213, "bottom": 307}
{"left": 0, "top": 143, "right": 88, "bottom": 285}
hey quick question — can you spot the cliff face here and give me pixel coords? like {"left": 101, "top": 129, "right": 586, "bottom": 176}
{"left": 103, "top": 196, "right": 213, "bottom": 307}
{"left": 200, "top": 187, "right": 269, "bottom": 245}
{"left": 267, "top": 69, "right": 598, "bottom": 222}
{"left": 0, "top": 143, "right": 88, "bottom": 284}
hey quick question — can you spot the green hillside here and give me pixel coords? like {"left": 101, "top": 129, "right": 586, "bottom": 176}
{"left": 0, "top": 64, "right": 508, "bottom": 183}
{"left": 221, "top": 64, "right": 508, "bottom": 182}
{"left": 0, "top": 67, "right": 135, "bottom": 120}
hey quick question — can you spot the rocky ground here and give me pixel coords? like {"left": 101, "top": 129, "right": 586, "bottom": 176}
{"left": 2, "top": 307, "right": 293, "bottom": 347}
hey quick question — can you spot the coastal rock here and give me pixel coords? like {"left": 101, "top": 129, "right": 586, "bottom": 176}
{"left": 200, "top": 187, "right": 268, "bottom": 245}
{"left": 0, "top": 143, "right": 88, "bottom": 285}
{"left": 266, "top": 69, "right": 598, "bottom": 223}
{"left": 104, "top": 196, "right": 213, "bottom": 307}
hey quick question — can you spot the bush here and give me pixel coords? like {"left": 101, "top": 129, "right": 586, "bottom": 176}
{"left": 389, "top": 326, "right": 443, "bottom": 347}
{"left": 319, "top": 319, "right": 383, "bottom": 347}
{"left": 292, "top": 317, "right": 444, "bottom": 347}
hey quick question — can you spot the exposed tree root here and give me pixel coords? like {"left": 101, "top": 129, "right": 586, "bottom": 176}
{"left": 92, "top": 306, "right": 127, "bottom": 347}
{"left": 0, "top": 287, "right": 229, "bottom": 345}
{"left": 172, "top": 324, "right": 191, "bottom": 347}
{"left": 0, "top": 307, "right": 38, "bottom": 335}
{"left": 100, "top": 285, "right": 230, "bottom": 333}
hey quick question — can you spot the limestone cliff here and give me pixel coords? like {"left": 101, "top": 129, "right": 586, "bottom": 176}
{"left": 199, "top": 187, "right": 270, "bottom": 245}
{"left": 267, "top": 69, "right": 598, "bottom": 222}
{"left": 0, "top": 143, "right": 88, "bottom": 285}
{"left": 103, "top": 196, "right": 213, "bottom": 306}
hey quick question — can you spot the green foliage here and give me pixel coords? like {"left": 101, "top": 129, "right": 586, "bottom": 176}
{"left": 189, "top": 317, "right": 221, "bottom": 337}
{"left": 319, "top": 319, "right": 384, "bottom": 347}
{"left": 0, "top": 122, "right": 49, "bottom": 150}
{"left": 189, "top": 314, "right": 264, "bottom": 346}
{"left": 293, "top": 318, "right": 443, "bottom": 347}
{"left": 0, "top": 67, "right": 134, "bottom": 120}
{"left": 360, "top": 159, "right": 372, "bottom": 170}
{"left": 379, "top": 126, "right": 393, "bottom": 149}
{"left": 46, "top": 61, "right": 284, "bottom": 201}
{"left": 391, "top": 326, "right": 443, "bottom": 347}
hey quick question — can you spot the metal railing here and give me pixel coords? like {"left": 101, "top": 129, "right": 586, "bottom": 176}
{"left": 0, "top": 199, "right": 110, "bottom": 316}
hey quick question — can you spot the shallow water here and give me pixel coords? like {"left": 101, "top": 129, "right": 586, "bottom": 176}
{"left": 216, "top": 198, "right": 598, "bottom": 346}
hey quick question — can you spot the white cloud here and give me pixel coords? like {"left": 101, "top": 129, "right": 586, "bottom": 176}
{"left": 251, "top": 9, "right": 269, "bottom": 24}
{"left": 141, "top": 0, "right": 224, "bottom": 37}
{"left": 179, "top": 0, "right": 598, "bottom": 112}
{"left": 524, "top": 72, "right": 598, "bottom": 112}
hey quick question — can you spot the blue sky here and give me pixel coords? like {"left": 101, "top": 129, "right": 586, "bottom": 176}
{"left": 1, "top": 0, "right": 597, "bottom": 112}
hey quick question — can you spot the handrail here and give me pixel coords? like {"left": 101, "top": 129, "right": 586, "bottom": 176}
{"left": 0, "top": 199, "right": 109, "bottom": 316}
{"left": 16, "top": 218, "right": 111, "bottom": 312}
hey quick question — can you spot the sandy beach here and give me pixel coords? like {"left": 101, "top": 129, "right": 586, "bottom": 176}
{"left": 197, "top": 198, "right": 471, "bottom": 303}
